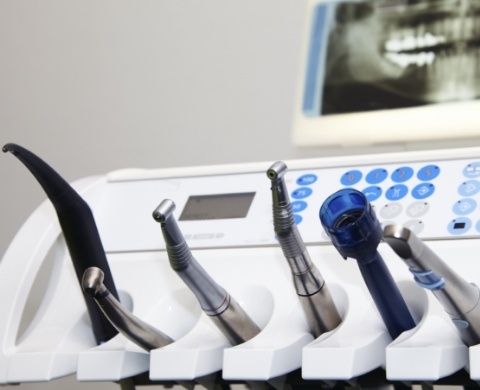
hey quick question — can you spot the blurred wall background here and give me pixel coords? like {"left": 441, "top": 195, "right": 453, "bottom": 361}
{"left": 1, "top": 1, "right": 479, "bottom": 389}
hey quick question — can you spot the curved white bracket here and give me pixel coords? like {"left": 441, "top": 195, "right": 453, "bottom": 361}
{"left": 0, "top": 176, "right": 106, "bottom": 384}
{"left": 386, "top": 283, "right": 468, "bottom": 381}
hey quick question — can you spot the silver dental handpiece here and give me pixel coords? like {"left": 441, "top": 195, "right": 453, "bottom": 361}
{"left": 267, "top": 161, "right": 341, "bottom": 338}
{"left": 82, "top": 267, "right": 174, "bottom": 351}
{"left": 383, "top": 224, "right": 480, "bottom": 346}
{"left": 152, "top": 199, "right": 261, "bottom": 346}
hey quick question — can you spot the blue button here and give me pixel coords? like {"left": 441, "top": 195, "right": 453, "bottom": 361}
{"left": 293, "top": 214, "right": 303, "bottom": 225}
{"left": 362, "top": 186, "right": 382, "bottom": 202}
{"left": 475, "top": 220, "right": 480, "bottom": 233}
{"left": 458, "top": 180, "right": 480, "bottom": 197}
{"left": 464, "top": 162, "right": 480, "bottom": 178}
{"left": 448, "top": 217, "right": 472, "bottom": 235}
{"left": 412, "top": 183, "right": 435, "bottom": 200}
{"left": 341, "top": 170, "right": 362, "bottom": 186}
{"left": 453, "top": 198, "right": 477, "bottom": 216}
{"left": 417, "top": 165, "right": 440, "bottom": 181}
{"left": 391, "top": 167, "right": 414, "bottom": 183}
{"left": 291, "top": 187, "right": 313, "bottom": 199}
{"left": 297, "top": 174, "right": 318, "bottom": 186}
{"left": 386, "top": 184, "right": 408, "bottom": 201}
{"left": 291, "top": 200, "right": 308, "bottom": 213}
{"left": 366, "top": 168, "right": 388, "bottom": 184}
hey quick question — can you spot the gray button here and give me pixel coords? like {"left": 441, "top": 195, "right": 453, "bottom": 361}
{"left": 379, "top": 203, "right": 403, "bottom": 219}
{"left": 406, "top": 201, "right": 429, "bottom": 218}
{"left": 193, "top": 233, "right": 215, "bottom": 239}
{"left": 404, "top": 220, "right": 424, "bottom": 235}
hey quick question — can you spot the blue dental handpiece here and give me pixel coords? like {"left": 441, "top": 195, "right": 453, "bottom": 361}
{"left": 320, "top": 188, "right": 415, "bottom": 339}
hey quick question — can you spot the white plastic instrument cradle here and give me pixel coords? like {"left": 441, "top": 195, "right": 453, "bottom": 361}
{"left": 1, "top": 147, "right": 480, "bottom": 386}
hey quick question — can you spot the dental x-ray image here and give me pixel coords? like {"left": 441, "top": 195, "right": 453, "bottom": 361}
{"left": 317, "top": 0, "right": 480, "bottom": 115}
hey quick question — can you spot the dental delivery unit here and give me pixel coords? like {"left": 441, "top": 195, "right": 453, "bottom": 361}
{"left": 2, "top": 143, "right": 480, "bottom": 387}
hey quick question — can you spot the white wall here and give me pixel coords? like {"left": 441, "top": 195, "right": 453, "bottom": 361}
{"left": 1, "top": 1, "right": 480, "bottom": 389}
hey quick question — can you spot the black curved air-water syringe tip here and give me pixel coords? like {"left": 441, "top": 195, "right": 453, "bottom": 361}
{"left": 3, "top": 143, "right": 119, "bottom": 344}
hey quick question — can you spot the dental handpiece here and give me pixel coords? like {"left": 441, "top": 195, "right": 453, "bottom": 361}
{"left": 82, "top": 267, "right": 173, "bottom": 351}
{"left": 384, "top": 224, "right": 480, "bottom": 346}
{"left": 267, "top": 161, "right": 341, "bottom": 337}
{"left": 3, "top": 143, "right": 119, "bottom": 344}
{"left": 152, "top": 199, "right": 261, "bottom": 345}
{"left": 320, "top": 189, "right": 415, "bottom": 340}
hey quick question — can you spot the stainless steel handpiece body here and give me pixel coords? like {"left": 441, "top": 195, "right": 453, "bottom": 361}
{"left": 384, "top": 224, "right": 480, "bottom": 346}
{"left": 152, "top": 199, "right": 260, "bottom": 345}
{"left": 82, "top": 267, "right": 174, "bottom": 351}
{"left": 267, "top": 161, "right": 341, "bottom": 337}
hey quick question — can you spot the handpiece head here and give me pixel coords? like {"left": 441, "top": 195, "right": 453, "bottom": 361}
{"left": 267, "top": 161, "right": 291, "bottom": 212}
{"left": 152, "top": 199, "right": 176, "bottom": 223}
{"left": 152, "top": 199, "right": 186, "bottom": 249}
{"left": 320, "top": 189, "right": 382, "bottom": 262}
{"left": 266, "top": 161, "right": 288, "bottom": 181}
{"left": 82, "top": 267, "right": 106, "bottom": 297}
{"left": 383, "top": 224, "right": 416, "bottom": 259}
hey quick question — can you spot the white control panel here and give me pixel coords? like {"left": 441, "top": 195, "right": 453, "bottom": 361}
{"left": 96, "top": 151, "right": 480, "bottom": 253}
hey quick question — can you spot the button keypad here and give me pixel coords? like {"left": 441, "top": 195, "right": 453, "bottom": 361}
{"left": 289, "top": 157, "right": 480, "bottom": 239}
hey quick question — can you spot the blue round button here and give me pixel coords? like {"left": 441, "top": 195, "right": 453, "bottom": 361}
{"left": 458, "top": 180, "right": 480, "bottom": 197}
{"left": 341, "top": 170, "right": 362, "bottom": 186}
{"left": 412, "top": 183, "right": 435, "bottom": 200}
{"left": 293, "top": 214, "right": 303, "bottom": 225}
{"left": 448, "top": 217, "right": 472, "bottom": 235}
{"left": 386, "top": 184, "right": 408, "bottom": 201}
{"left": 297, "top": 174, "right": 318, "bottom": 186}
{"left": 417, "top": 165, "right": 440, "bottom": 181}
{"left": 464, "top": 162, "right": 480, "bottom": 178}
{"left": 291, "top": 200, "right": 308, "bottom": 213}
{"left": 362, "top": 186, "right": 382, "bottom": 202}
{"left": 391, "top": 167, "right": 414, "bottom": 183}
{"left": 366, "top": 168, "right": 388, "bottom": 184}
{"left": 291, "top": 187, "right": 313, "bottom": 199}
{"left": 475, "top": 220, "right": 480, "bottom": 233}
{"left": 453, "top": 198, "right": 477, "bottom": 216}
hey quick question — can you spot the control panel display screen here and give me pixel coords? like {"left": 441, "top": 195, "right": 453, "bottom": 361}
{"left": 179, "top": 192, "right": 256, "bottom": 221}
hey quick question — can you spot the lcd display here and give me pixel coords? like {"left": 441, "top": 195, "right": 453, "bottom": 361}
{"left": 179, "top": 192, "right": 256, "bottom": 221}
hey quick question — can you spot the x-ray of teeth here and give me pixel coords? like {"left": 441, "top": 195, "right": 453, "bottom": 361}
{"left": 320, "top": 0, "right": 480, "bottom": 115}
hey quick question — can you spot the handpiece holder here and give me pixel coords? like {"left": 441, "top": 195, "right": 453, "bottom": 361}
{"left": 384, "top": 224, "right": 480, "bottom": 346}
{"left": 320, "top": 189, "right": 415, "bottom": 340}
{"left": 152, "top": 199, "right": 260, "bottom": 346}
{"left": 82, "top": 267, "right": 174, "bottom": 351}
{"left": 2, "top": 143, "right": 118, "bottom": 345}
{"left": 267, "top": 161, "right": 341, "bottom": 337}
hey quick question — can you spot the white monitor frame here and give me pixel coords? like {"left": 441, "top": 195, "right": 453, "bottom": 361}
{"left": 293, "top": 0, "right": 480, "bottom": 147}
